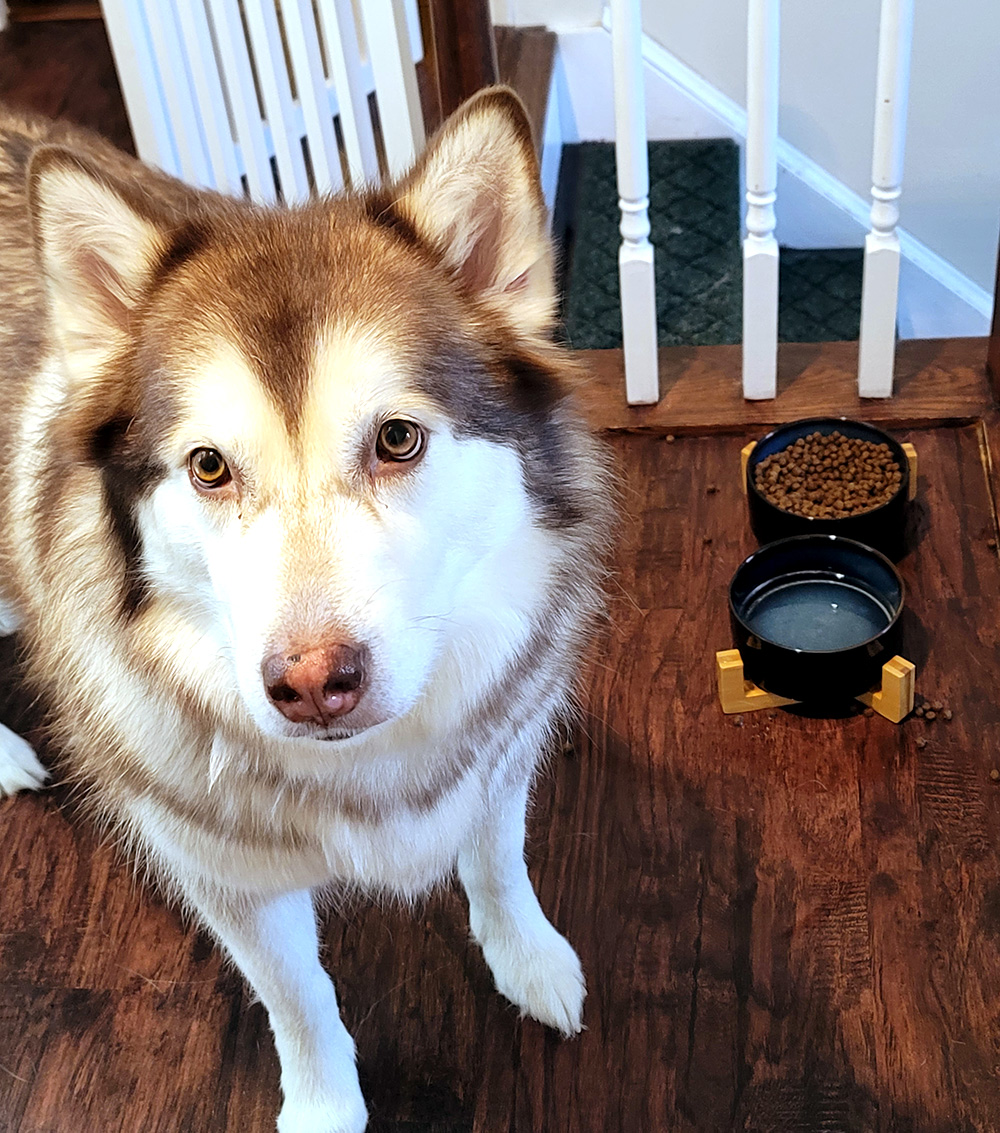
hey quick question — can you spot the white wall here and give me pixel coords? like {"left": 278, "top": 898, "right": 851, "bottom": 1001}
{"left": 643, "top": 0, "right": 1000, "bottom": 294}
{"left": 489, "top": 0, "right": 601, "bottom": 31}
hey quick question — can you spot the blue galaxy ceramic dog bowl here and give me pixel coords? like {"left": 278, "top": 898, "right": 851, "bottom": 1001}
{"left": 745, "top": 417, "right": 909, "bottom": 560}
{"left": 729, "top": 534, "right": 905, "bottom": 702}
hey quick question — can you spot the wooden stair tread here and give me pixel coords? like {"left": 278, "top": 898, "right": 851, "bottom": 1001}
{"left": 575, "top": 337, "right": 996, "bottom": 433}
{"left": 494, "top": 24, "right": 556, "bottom": 156}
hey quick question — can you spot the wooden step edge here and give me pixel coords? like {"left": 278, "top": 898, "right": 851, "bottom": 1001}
{"left": 572, "top": 338, "right": 996, "bottom": 435}
{"left": 494, "top": 25, "right": 556, "bottom": 158}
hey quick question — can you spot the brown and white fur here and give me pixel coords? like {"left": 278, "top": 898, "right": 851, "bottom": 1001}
{"left": 0, "top": 90, "right": 610, "bottom": 1132}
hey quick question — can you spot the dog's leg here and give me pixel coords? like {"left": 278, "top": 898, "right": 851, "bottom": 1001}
{"left": 458, "top": 778, "right": 585, "bottom": 1036}
{"left": 0, "top": 593, "right": 21, "bottom": 637}
{"left": 0, "top": 593, "right": 48, "bottom": 797}
{"left": 0, "top": 726, "right": 48, "bottom": 797}
{"left": 186, "top": 882, "right": 367, "bottom": 1133}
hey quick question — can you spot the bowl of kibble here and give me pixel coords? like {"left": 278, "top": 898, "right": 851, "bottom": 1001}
{"left": 745, "top": 417, "right": 910, "bottom": 559}
{"left": 729, "top": 534, "right": 905, "bottom": 702}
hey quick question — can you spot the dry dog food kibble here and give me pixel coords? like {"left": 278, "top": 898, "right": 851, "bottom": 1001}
{"left": 754, "top": 431, "right": 902, "bottom": 519}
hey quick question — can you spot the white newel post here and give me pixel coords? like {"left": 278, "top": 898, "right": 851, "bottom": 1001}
{"left": 742, "top": 0, "right": 780, "bottom": 400}
{"left": 610, "top": 0, "right": 659, "bottom": 406}
{"left": 857, "top": 0, "right": 914, "bottom": 398}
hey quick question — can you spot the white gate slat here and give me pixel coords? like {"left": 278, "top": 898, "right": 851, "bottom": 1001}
{"left": 315, "top": 0, "right": 380, "bottom": 185}
{"left": 360, "top": 0, "right": 425, "bottom": 178}
{"left": 142, "top": 2, "right": 214, "bottom": 188}
{"left": 742, "top": 0, "right": 780, "bottom": 400}
{"left": 242, "top": 0, "right": 311, "bottom": 202}
{"left": 174, "top": 0, "right": 244, "bottom": 195}
{"left": 610, "top": 0, "right": 659, "bottom": 406}
{"left": 98, "top": 0, "right": 180, "bottom": 173}
{"left": 278, "top": 0, "right": 344, "bottom": 193}
{"left": 858, "top": 0, "right": 914, "bottom": 398}
{"left": 205, "top": 0, "right": 277, "bottom": 202}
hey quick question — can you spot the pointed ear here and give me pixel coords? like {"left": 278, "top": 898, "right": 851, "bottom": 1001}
{"left": 29, "top": 148, "right": 169, "bottom": 374}
{"left": 394, "top": 87, "right": 555, "bottom": 336}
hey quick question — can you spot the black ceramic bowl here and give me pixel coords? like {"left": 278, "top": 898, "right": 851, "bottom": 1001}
{"left": 745, "top": 417, "right": 909, "bottom": 559}
{"left": 729, "top": 535, "right": 905, "bottom": 703}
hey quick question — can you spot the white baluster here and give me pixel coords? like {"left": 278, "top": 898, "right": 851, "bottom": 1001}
{"left": 276, "top": 0, "right": 344, "bottom": 194}
{"left": 360, "top": 0, "right": 425, "bottom": 178}
{"left": 99, "top": 0, "right": 179, "bottom": 173}
{"left": 858, "top": 0, "right": 914, "bottom": 398}
{"left": 242, "top": 0, "right": 311, "bottom": 203}
{"left": 317, "top": 0, "right": 381, "bottom": 186}
{"left": 205, "top": 0, "right": 277, "bottom": 202}
{"left": 175, "top": 0, "right": 244, "bottom": 195}
{"left": 141, "top": 2, "right": 213, "bottom": 188}
{"left": 610, "top": 0, "right": 659, "bottom": 406}
{"left": 742, "top": 0, "right": 779, "bottom": 400}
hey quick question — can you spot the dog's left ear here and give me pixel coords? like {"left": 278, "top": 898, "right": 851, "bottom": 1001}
{"left": 394, "top": 87, "right": 554, "bottom": 337}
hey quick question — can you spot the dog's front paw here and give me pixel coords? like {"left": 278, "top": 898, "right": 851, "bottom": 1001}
{"left": 478, "top": 920, "right": 586, "bottom": 1037}
{"left": 0, "top": 724, "right": 48, "bottom": 797}
{"left": 277, "top": 1084, "right": 368, "bottom": 1133}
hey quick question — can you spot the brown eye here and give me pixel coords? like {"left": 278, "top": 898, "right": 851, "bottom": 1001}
{"left": 376, "top": 419, "right": 424, "bottom": 463}
{"left": 189, "top": 448, "right": 231, "bottom": 488}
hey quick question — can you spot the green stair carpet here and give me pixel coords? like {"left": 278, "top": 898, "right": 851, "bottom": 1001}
{"left": 559, "top": 139, "right": 864, "bottom": 350}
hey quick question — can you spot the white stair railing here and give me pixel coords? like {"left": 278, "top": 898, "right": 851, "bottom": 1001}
{"left": 610, "top": 0, "right": 659, "bottom": 406}
{"left": 606, "top": 0, "right": 916, "bottom": 407}
{"left": 99, "top": 0, "right": 424, "bottom": 203}
{"left": 364, "top": 0, "right": 426, "bottom": 175}
{"left": 312, "top": 0, "right": 381, "bottom": 186}
{"left": 857, "top": 0, "right": 915, "bottom": 398}
{"left": 742, "top": 0, "right": 780, "bottom": 400}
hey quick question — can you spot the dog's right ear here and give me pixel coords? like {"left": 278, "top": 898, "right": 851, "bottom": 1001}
{"left": 29, "top": 148, "right": 168, "bottom": 377}
{"left": 392, "top": 87, "right": 555, "bottom": 339}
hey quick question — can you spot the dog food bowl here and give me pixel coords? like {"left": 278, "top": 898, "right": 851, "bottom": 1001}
{"left": 745, "top": 417, "right": 910, "bottom": 559}
{"left": 729, "top": 535, "right": 905, "bottom": 703}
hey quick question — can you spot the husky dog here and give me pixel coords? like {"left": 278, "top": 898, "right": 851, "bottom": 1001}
{"left": 0, "top": 89, "right": 610, "bottom": 1132}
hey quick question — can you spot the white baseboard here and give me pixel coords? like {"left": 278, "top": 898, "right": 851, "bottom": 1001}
{"left": 555, "top": 23, "right": 993, "bottom": 339}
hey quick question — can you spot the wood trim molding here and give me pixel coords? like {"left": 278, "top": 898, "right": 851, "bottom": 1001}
{"left": 425, "top": 0, "right": 498, "bottom": 120}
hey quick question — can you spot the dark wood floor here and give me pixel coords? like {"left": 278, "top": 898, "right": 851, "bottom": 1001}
{"left": 4, "top": 17, "right": 1000, "bottom": 1133}
{"left": 4, "top": 352, "right": 1000, "bottom": 1132}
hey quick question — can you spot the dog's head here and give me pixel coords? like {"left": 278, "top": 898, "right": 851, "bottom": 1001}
{"left": 29, "top": 90, "right": 598, "bottom": 746}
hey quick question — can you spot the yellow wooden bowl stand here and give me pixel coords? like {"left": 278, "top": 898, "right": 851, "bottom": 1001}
{"left": 716, "top": 649, "right": 915, "bottom": 724}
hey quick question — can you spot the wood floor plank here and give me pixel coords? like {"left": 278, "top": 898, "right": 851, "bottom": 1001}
{"left": 4, "top": 419, "right": 1000, "bottom": 1131}
{"left": 0, "top": 788, "right": 227, "bottom": 994}
{"left": 0, "top": 983, "right": 240, "bottom": 1132}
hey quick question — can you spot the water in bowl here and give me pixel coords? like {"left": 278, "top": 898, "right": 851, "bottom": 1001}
{"left": 745, "top": 577, "right": 893, "bottom": 652}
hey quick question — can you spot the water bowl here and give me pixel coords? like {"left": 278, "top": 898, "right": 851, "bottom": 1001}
{"left": 744, "top": 417, "right": 910, "bottom": 559}
{"left": 729, "top": 535, "right": 905, "bottom": 702}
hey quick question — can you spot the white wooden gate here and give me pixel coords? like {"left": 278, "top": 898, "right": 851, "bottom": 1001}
{"left": 610, "top": 0, "right": 915, "bottom": 403}
{"left": 99, "top": 0, "right": 426, "bottom": 204}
